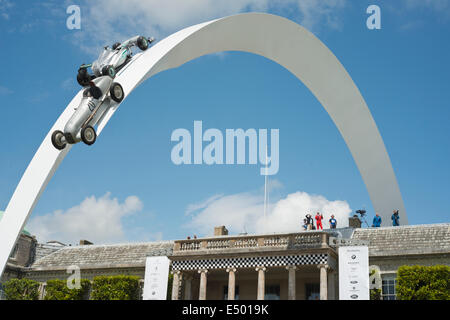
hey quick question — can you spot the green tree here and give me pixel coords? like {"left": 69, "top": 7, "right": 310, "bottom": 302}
{"left": 44, "top": 279, "right": 91, "bottom": 300}
{"left": 396, "top": 265, "right": 450, "bottom": 300}
{"left": 4, "top": 278, "right": 40, "bottom": 300}
{"left": 370, "top": 288, "right": 381, "bottom": 300}
{"left": 91, "top": 275, "right": 141, "bottom": 300}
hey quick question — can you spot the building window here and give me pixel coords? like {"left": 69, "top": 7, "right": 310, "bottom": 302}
{"left": 382, "top": 275, "right": 397, "bottom": 300}
{"left": 265, "top": 285, "right": 280, "bottom": 300}
{"left": 305, "top": 283, "right": 320, "bottom": 300}
{"left": 223, "top": 285, "right": 239, "bottom": 300}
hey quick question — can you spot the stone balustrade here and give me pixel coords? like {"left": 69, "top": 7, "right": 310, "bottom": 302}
{"left": 173, "top": 231, "right": 329, "bottom": 254}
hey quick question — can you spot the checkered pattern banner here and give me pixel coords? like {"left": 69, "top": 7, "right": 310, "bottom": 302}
{"left": 172, "top": 254, "right": 328, "bottom": 271}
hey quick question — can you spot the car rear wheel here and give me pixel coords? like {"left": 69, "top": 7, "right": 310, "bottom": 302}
{"left": 137, "top": 36, "right": 148, "bottom": 51}
{"left": 51, "top": 130, "right": 67, "bottom": 150}
{"left": 110, "top": 82, "right": 124, "bottom": 103}
{"left": 81, "top": 126, "right": 97, "bottom": 145}
{"left": 102, "top": 65, "right": 116, "bottom": 78}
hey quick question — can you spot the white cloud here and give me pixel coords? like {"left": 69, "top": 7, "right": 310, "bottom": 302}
{"left": 185, "top": 188, "right": 351, "bottom": 236}
{"left": 390, "top": 0, "right": 450, "bottom": 23}
{"left": 60, "top": 77, "right": 76, "bottom": 91}
{"left": 185, "top": 194, "right": 224, "bottom": 216}
{"left": 0, "top": 0, "right": 13, "bottom": 13}
{"left": 0, "top": 85, "right": 13, "bottom": 95}
{"left": 72, "top": 0, "right": 348, "bottom": 54}
{"left": 403, "top": 0, "right": 450, "bottom": 12}
{"left": 27, "top": 193, "right": 143, "bottom": 245}
{"left": 294, "top": 0, "right": 346, "bottom": 31}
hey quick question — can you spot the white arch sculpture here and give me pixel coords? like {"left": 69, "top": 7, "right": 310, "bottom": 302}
{"left": 0, "top": 13, "right": 407, "bottom": 277}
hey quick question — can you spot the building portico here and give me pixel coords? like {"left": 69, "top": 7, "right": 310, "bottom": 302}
{"left": 169, "top": 230, "right": 338, "bottom": 300}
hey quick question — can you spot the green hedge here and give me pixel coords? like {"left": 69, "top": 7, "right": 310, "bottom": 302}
{"left": 91, "top": 275, "right": 141, "bottom": 300}
{"left": 370, "top": 288, "right": 381, "bottom": 300}
{"left": 396, "top": 265, "right": 450, "bottom": 300}
{"left": 3, "top": 278, "right": 40, "bottom": 300}
{"left": 44, "top": 279, "right": 91, "bottom": 300}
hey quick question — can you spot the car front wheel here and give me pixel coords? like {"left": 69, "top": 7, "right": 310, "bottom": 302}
{"left": 51, "top": 130, "right": 67, "bottom": 150}
{"left": 81, "top": 126, "right": 97, "bottom": 145}
{"left": 110, "top": 82, "right": 124, "bottom": 103}
{"left": 137, "top": 36, "right": 148, "bottom": 51}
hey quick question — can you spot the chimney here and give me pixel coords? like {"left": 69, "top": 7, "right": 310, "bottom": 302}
{"left": 214, "top": 226, "right": 228, "bottom": 236}
{"left": 348, "top": 215, "right": 362, "bottom": 228}
{"left": 79, "top": 240, "right": 93, "bottom": 246}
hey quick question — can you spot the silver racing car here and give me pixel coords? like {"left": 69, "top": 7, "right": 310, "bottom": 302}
{"left": 77, "top": 35, "right": 154, "bottom": 86}
{"left": 51, "top": 35, "right": 154, "bottom": 150}
{"left": 51, "top": 76, "right": 124, "bottom": 150}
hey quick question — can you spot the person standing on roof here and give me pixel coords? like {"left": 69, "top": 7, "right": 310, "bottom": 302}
{"left": 302, "top": 218, "right": 308, "bottom": 231}
{"left": 392, "top": 210, "right": 400, "bottom": 226}
{"left": 305, "top": 214, "right": 313, "bottom": 230}
{"left": 329, "top": 215, "right": 337, "bottom": 229}
{"left": 315, "top": 212, "right": 324, "bottom": 230}
{"left": 372, "top": 213, "right": 382, "bottom": 227}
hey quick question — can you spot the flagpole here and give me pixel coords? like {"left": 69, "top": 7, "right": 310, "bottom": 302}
{"left": 263, "top": 148, "right": 268, "bottom": 233}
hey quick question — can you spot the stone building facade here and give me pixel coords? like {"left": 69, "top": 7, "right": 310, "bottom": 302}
{"left": 352, "top": 223, "right": 450, "bottom": 299}
{"left": 1, "top": 233, "right": 37, "bottom": 283}
{"left": 0, "top": 222, "right": 449, "bottom": 300}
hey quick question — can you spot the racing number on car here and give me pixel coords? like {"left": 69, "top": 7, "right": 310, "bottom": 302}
{"left": 88, "top": 101, "right": 96, "bottom": 112}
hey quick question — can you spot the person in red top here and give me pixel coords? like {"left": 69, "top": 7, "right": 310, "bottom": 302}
{"left": 315, "top": 212, "right": 324, "bottom": 230}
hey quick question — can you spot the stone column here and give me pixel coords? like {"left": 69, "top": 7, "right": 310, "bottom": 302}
{"left": 183, "top": 274, "right": 193, "bottom": 300}
{"left": 226, "top": 268, "right": 237, "bottom": 300}
{"left": 171, "top": 270, "right": 182, "bottom": 300}
{"left": 328, "top": 270, "right": 336, "bottom": 300}
{"left": 286, "top": 265, "right": 297, "bottom": 300}
{"left": 318, "top": 264, "right": 329, "bottom": 300}
{"left": 198, "top": 269, "right": 208, "bottom": 300}
{"left": 255, "top": 266, "right": 266, "bottom": 300}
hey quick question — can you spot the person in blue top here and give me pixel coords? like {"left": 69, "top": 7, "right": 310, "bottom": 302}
{"left": 372, "top": 213, "right": 382, "bottom": 227}
{"left": 302, "top": 218, "right": 308, "bottom": 231}
{"left": 391, "top": 210, "right": 400, "bottom": 226}
{"left": 329, "top": 215, "right": 337, "bottom": 229}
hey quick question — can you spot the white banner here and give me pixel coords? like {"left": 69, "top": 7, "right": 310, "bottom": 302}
{"left": 143, "top": 256, "right": 170, "bottom": 300}
{"left": 338, "top": 246, "right": 369, "bottom": 300}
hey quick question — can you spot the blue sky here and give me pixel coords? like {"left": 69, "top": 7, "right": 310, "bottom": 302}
{"left": 0, "top": 0, "right": 449, "bottom": 245}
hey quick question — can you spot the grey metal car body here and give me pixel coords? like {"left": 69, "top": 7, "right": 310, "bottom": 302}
{"left": 77, "top": 35, "right": 154, "bottom": 85}
{"left": 92, "top": 35, "right": 153, "bottom": 77}
{"left": 51, "top": 35, "right": 154, "bottom": 150}
{"left": 64, "top": 77, "right": 114, "bottom": 143}
{"left": 51, "top": 75, "right": 124, "bottom": 150}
